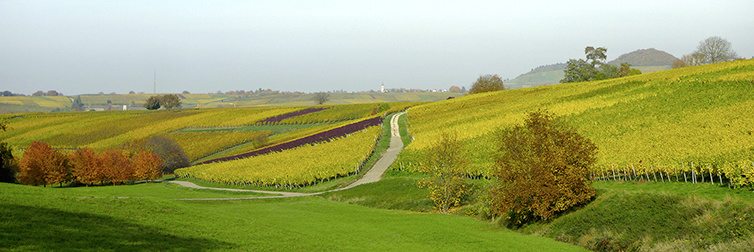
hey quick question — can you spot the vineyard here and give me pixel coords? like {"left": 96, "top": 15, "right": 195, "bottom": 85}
{"left": 0, "top": 102, "right": 407, "bottom": 165}
{"left": 175, "top": 126, "right": 383, "bottom": 188}
{"left": 197, "top": 116, "right": 383, "bottom": 165}
{"left": 395, "top": 60, "right": 754, "bottom": 186}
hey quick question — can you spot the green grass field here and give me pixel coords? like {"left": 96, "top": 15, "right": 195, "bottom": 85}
{"left": 0, "top": 182, "right": 585, "bottom": 251}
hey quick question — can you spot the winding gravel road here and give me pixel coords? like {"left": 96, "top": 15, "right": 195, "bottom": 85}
{"left": 170, "top": 112, "right": 406, "bottom": 200}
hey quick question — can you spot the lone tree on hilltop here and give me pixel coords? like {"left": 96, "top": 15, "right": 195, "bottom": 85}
{"left": 490, "top": 109, "right": 597, "bottom": 227}
{"left": 695, "top": 36, "right": 739, "bottom": 65}
{"left": 677, "top": 37, "right": 739, "bottom": 68}
{"left": 313, "top": 92, "right": 330, "bottom": 105}
{"left": 469, "top": 74, "right": 505, "bottom": 94}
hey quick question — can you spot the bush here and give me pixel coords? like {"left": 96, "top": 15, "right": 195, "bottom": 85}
{"left": 417, "top": 131, "right": 471, "bottom": 214}
{"left": 125, "top": 136, "right": 189, "bottom": 174}
{"left": 490, "top": 109, "right": 597, "bottom": 227}
{"left": 469, "top": 74, "right": 505, "bottom": 94}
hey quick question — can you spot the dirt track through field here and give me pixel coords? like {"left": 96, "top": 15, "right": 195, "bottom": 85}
{"left": 170, "top": 112, "right": 406, "bottom": 200}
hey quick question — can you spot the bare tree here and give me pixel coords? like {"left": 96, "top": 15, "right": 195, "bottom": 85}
{"left": 680, "top": 52, "right": 706, "bottom": 67}
{"left": 313, "top": 92, "right": 329, "bottom": 105}
{"left": 695, "top": 36, "right": 739, "bottom": 65}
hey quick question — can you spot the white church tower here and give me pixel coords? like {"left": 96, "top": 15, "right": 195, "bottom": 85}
{"left": 381, "top": 82, "right": 385, "bottom": 93}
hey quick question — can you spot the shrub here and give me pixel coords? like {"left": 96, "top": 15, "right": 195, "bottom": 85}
{"left": 469, "top": 74, "right": 505, "bottom": 94}
{"left": 125, "top": 136, "right": 189, "bottom": 174}
{"left": 490, "top": 109, "right": 597, "bottom": 227}
{"left": 417, "top": 131, "right": 471, "bottom": 214}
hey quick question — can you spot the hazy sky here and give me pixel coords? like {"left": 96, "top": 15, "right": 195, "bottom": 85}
{"left": 2, "top": 1, "right": 752, "bottom": 95}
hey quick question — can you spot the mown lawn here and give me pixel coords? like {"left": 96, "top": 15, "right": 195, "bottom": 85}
{"left": 0, "top": 182, "right": 585, "bottom": 251}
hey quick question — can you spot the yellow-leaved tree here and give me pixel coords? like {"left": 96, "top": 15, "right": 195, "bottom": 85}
{"left": 418, "top": 131, "right": 471, "bottom": 214}
{"left": 490, "top": 109, "right": 597, "bottom": 227}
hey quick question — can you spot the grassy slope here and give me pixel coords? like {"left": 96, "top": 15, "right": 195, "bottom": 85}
{"left": 529, "top": 181, "right": 754, "bottom": 251}
{"left": 397, "top": 60, "right": 754, "bottom": 176}
{"left": 0, "top": 183, "right": 585, "bottom": 251}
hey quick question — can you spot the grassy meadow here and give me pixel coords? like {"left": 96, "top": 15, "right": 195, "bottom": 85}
{"left": 0, "top": 182, "right": 586, "bottom": 251}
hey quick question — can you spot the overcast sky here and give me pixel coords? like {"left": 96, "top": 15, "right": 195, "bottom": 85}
{"left": 2, "top": 1, "right": 752, "bottom": 95}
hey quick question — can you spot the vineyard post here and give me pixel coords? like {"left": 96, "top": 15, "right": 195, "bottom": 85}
{"left": 651, "top": 165, "right": 657, "bottom": 182}
{"left": 601, "top": 169, "right": 606, "bottom": 182}
{"left": 611, "top": 165, "right": 616, "bottom": 181}
{"left": 631, "top": 165, "right": 637, "bottom": 181}
{"left": 659, "top": 167, "right": 664, "bottom": 182}
{"left": 718, "top": 170, "right": 723, "bottom": 186}
{"left": 645, "top": 166, "right": 650, "bottom": 181}
{"left": 708, "top": 166, "right": 713, "bottom": 185}
{"left": 674, "top": 165, "right": 679, "bottom": 182}
{"left": 692, "top": 162, "right": 696, "bottom": 183}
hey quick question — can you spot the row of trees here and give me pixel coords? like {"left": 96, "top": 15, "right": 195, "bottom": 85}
{"left": 420, "top": 110, "right": 597, "bottom": 227}
{"left": 561, "top": 46, "right": 641, "bottom": 83}
{"left": 144, "top": 94, "right": 182, "bottom": 110}
{"left": 16, "top": 142, "right": 163, "bottom": 187}
{"left": 673, "top": 36, "right": 740, "bottom": 68}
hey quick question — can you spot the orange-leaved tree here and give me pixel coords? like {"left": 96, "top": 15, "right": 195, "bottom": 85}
{"left": 70, "top": 147, "right": 101, "bottom": 186}
{"left": 18, "top": 142, "right": 72, "bottom": 187}
{"left": 100, "top": 149, "right": 133, "bottom": 184}
{"left": 490, "top": 109, "right": 597, "bottom": 227}
{"left": 132, "top": 150, "right": 163, "bottom": 181}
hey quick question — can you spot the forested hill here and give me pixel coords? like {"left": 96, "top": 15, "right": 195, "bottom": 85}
{"left": 608, "top": 48, "right": 679, "bottom": 66}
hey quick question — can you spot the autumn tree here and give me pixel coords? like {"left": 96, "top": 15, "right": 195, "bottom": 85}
{"left": 160, "top": 94, "right": 182, "bottom": 109}
{"left": 132, "top": 151, "right": 163, "bottom": 181}
{"left": 144, "top": 96, "right": 161, "bottom": 110}
{"left": 18, "top": 142, "right": 72, "bottom": 187}
{"left": 70, "top": 147, "right": 101, "bottom": 185}
{"left": 100, "top": 149, "right": 133, "bottom": 184}
{"left": 448, "top": 86, "right": 462, "bottom": 92}
{"left": 490, "top": 109, "right": 597, "bottom": 227}
{"left": 313, "top": 92, "right": 330, "bottom": 105}
{"left": 417, "top": 131, "right": 471, "bottom": 214}
{"left": 469, "top": 74, "right": 505, "bottom": 94}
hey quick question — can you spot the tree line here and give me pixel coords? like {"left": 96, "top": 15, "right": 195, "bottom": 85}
{"left": 14, "top": 142, "right": 163, "bottom": 187}
{"left": 144, "top": 94, "right": 182, "bottom": 110}
{"left": 1, "top": 121, "right": 189, "bottom": 186}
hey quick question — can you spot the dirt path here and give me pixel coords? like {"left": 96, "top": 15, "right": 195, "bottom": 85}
{"left": 170, "top": 112, "right": 406, "bottom": 200}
